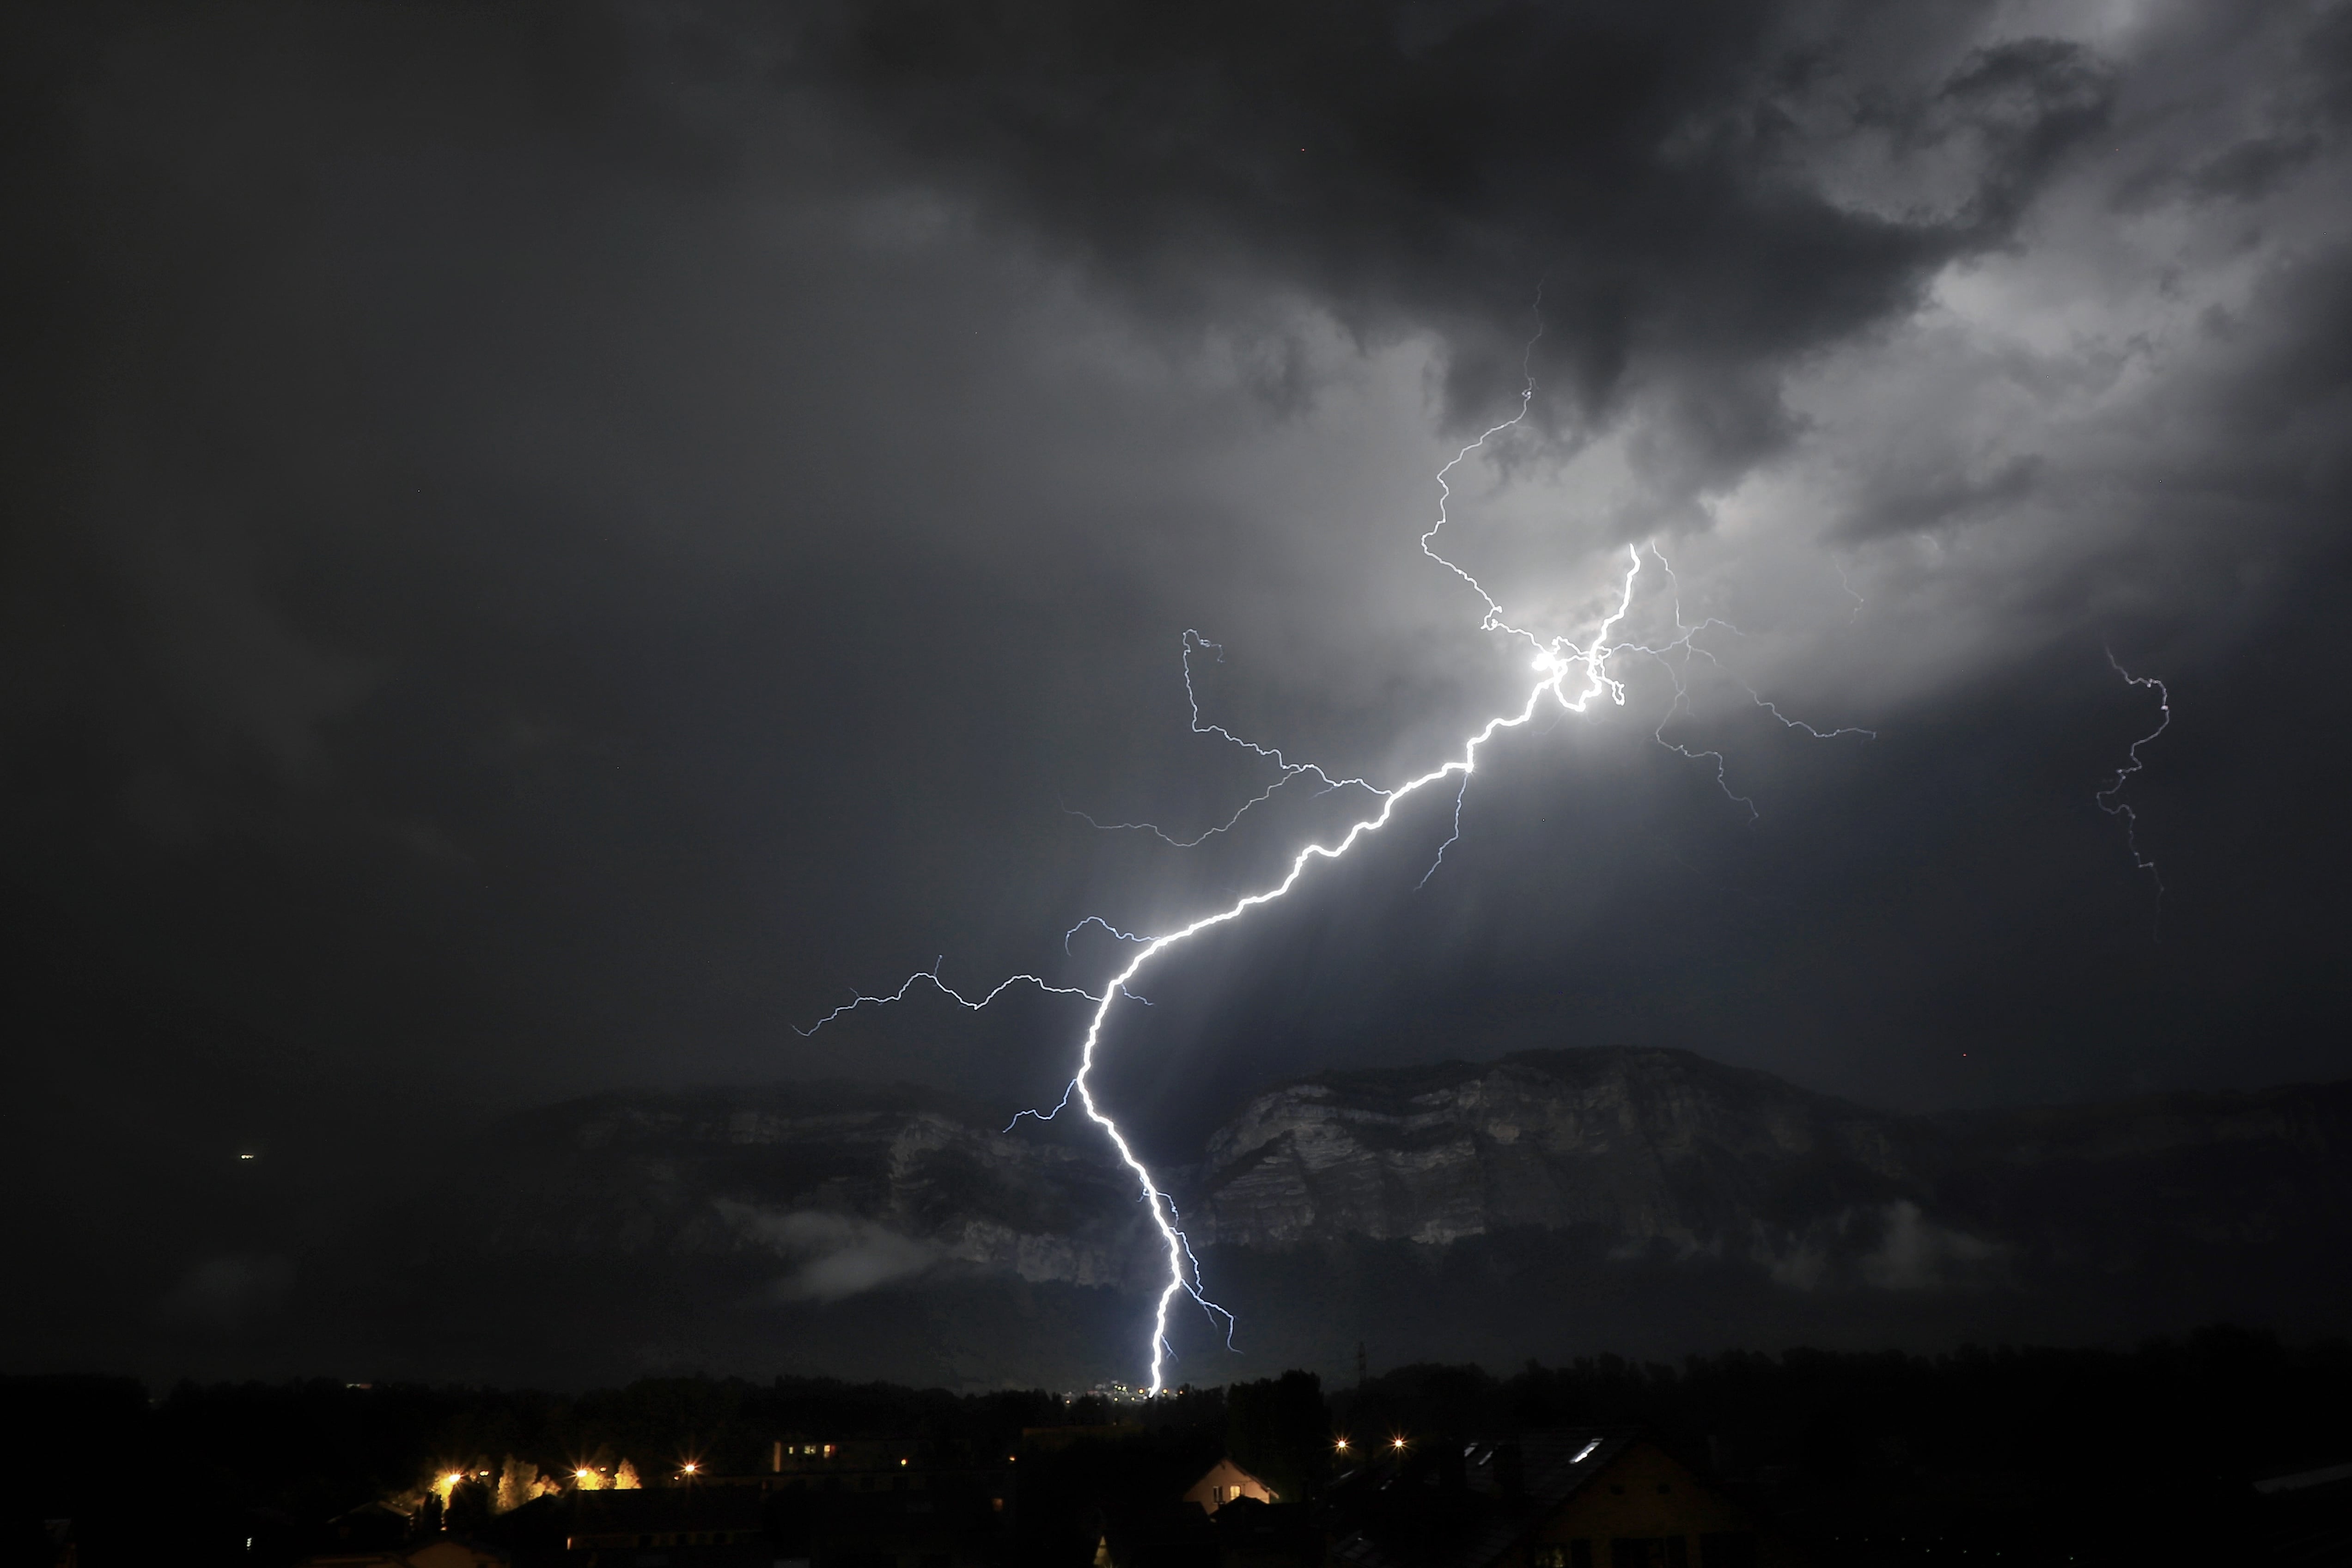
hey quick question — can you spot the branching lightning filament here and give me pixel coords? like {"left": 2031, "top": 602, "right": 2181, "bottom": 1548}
{"left": 2097, "top": 652, "right": 2171, "bottom": 901}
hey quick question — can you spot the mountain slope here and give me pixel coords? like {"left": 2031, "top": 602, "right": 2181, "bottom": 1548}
{"left": 1190, "top": 1048, "right": 1933, "bottom": 1251}
{"left": 23, "top": 1044, "right": 2348, "bottom": 1389}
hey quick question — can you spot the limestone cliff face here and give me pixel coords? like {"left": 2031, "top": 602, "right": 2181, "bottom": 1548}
{"left": 454, "top": 1050, "right": 2352, "bottom": 1304}
{"left": 1188, "top": 1048, "right": 1930, "bottom": 1251}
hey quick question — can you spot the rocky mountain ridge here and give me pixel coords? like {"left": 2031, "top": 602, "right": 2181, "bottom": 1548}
{"left": 85, "top": 1044, "right": 2331, "bottom": 1389}
{"left": 1190, "top": 1049, "right": 1926, "bottom": 1251}
{"left": 459, "top": 1047, "right": 2352, "bottom": 1305}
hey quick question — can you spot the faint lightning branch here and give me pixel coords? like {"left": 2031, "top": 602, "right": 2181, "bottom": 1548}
{"left": 1416, "top": 775, "right": 1475, "bottom": 889}
{"left": 1651, "top": 712, "right": 1761, "bottom": 819}
{"left": 1834, "top": 559, "right": 1865, "bottom": 623}
{"left": 792, "top": 961, "right": 1137, "bottom": 1038}
{"left": 1417, "top": 315, "right": 1550, "bottom": 652}
{"left": 1067, "top": 630, "right": 1389, "bottom": 847}
{"left": 2096, "top": 651, "right": 2170, "bottom": 902}
{"left": 1177, "top": 631, "right": 1386, "bottom": 792}
{"left": 1065, "top": 915, "right": 1153, "bottom": 955}
{"left": 1176, "top": 1223, "right": 1239, "bottom": 1350}
{"left": 1003, "top": 1080, "right": 1076, "bottom": 1133}
{"left": 1635, "top": 545, "right": 1877, "bottom": 821}
{"left": 1648, "top": 545, "right": 1879, "bottom": 749}
{"left": 1745, "top": 696, "right": 1875, "bottom": 742}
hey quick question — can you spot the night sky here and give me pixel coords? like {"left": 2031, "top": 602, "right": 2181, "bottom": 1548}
{"left": 5, "top": 0, "right": 2349, "bottom": 1179}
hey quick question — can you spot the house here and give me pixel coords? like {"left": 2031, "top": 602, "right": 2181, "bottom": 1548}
{"left": 1324, "top": 1428, "right": 1794, "bottom": 1568}
{"left": 560, "top": 1485, "right": 770, "bottom": 1553}
{"left": 1185, "top": 1458, "right": 1280, "bottom": 1515}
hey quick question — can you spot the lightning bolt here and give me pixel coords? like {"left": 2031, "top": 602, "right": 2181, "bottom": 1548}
{"left": 799, "top": 311, "right": 1871, "bottom": 1392}
{"left": 2097, "top": 651, "right": 2171, "bottom": 904}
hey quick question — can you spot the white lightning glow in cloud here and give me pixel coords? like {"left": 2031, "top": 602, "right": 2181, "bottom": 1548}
{"left": 801, "top": 332, "right": 1871, "bottom": 1392}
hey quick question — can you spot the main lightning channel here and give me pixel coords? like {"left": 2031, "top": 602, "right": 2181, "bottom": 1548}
{"left": 806, "top": 538, "right": 1649, "bottom": 1392}
{"left": 1047, "top": 543, "right": 1647, "bottom": 1393}
{"left": 802, "top": 315, "right": 1871, "bottom": 1391}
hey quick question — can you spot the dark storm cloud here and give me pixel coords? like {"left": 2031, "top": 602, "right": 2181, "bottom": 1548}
{"left": 797, "top": 0, "right": 2114, "bottom": 488}
{"left": 755, "top": 0, "right": 2352, "bottom": 1130}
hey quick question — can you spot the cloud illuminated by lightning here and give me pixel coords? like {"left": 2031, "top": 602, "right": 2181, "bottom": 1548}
{"left": 799, "top": 320, "right": 1872, "bottom": 1392}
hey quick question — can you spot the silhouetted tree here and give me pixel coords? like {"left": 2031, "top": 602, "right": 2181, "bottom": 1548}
{"left": 1226, "top": 1371, "right": 1327, "bottom": 1502}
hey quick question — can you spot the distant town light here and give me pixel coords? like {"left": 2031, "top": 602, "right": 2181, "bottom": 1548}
{"left": 1334, "top": 1439, "right": 1350, "bottom": 1452}
{"left": 682, "top": 1463, "right": 699, "bottom": 1474}
{"left": 1390, "top": 1438, "right": 1406, "bottom": 1450}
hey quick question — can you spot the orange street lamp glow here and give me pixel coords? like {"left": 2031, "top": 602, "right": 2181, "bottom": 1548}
{"left": 682, "top": 1463, "right": 699, "bottom": 1475}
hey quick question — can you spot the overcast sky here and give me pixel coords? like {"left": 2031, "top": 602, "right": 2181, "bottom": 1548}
{"left": 4, "top": 0, "right": 2349, "bottom": 1154}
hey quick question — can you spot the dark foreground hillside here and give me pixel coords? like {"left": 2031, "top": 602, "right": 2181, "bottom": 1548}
{"left": 4, "top": 1329, "right": 2348, "bottom": 1568}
